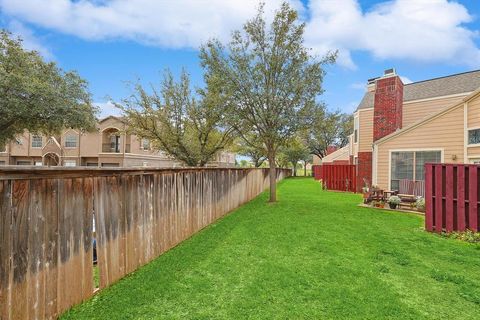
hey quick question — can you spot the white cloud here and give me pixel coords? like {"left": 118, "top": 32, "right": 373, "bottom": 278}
{"left": 95, "top": 101, "right": 121, "bottom": 118}
{"left": 7, "top": 20, "right": 53, "bottom": 59}
{"left": 0, "top": 0, "right": 302, "bottom": 49}
{"left": 0, "top": 0, "right": 479, "bottom": 68}
{"left": 304, "top": 0, "right": 480, "bottom": 68}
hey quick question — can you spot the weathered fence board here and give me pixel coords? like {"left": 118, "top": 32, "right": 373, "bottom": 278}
{"left": 0, "top": 167, "right": 290, "bottom": 319}
{"left": 425, "top": 163, "right": 480, "bottom": 233}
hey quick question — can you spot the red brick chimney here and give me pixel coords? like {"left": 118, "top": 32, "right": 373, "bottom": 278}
{"left": 373, "top": 69, "right": 404, "bottom": 141}
{"left": 326, "top": 145, "right": 337, "bottom": 155}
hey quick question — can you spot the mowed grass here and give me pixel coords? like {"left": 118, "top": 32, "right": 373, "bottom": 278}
{"left": 62, "top": 178, "right": 480, "bottom": 319}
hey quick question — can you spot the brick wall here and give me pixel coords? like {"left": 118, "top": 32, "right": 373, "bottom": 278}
{"left": 373, "top": 76, "right": 403, "bottom": 141}
{"left": 357, "top": 151, "right": 372, "bottom": 191}
{"left": 326, "top": 145, "right": 338, "bottom": 155}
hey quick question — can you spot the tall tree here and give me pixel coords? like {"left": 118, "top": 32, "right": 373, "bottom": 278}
{"left": 305, "top": 105, "right": 353, "bottom": 159}
{"left": 117, "top": 70, "right": 235, "bottom": 167}
{"left": 338, "top": 113, "right": 354, "bottom": 147}
{"left": 200, "top": 2, "right": 335, "bottom": 201}
{"left": 280, "top": 137, "right": 310, "bottom": 176}
{"left": 0, "top": 30, "right": 97, "bottom": 146}
{"left": 300, "top": 153, "right": 313, "bottom": 176}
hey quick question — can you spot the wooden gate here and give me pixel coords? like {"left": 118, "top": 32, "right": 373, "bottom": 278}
{"left": 314, "top": 164, "right": 356, "bottom": 192}
{"left": 425, "top": 163, "right": 479, "bottom": 233}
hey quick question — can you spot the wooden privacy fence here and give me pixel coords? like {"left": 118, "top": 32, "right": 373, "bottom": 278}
{"left": 425, "top": 163, "right": 479, "bottom": 233}
{"left": 312, "top": 165, "right": 322, "bottom": 181}
{"left": 314, "top": 164, "right": 356, "bottom": 192}
{"left": 0, "top": 167, "right": 290, "bottom": 320}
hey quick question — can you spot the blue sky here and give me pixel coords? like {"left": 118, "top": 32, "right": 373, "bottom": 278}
{"left": 1, "top": 0, "right": 479, "bottom": 117}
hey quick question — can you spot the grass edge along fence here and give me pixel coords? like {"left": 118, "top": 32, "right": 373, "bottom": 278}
{"left": 425, "top": 163, "right": 480, "bottom": 233}
{"left": 0, "top": 167, "right": 291, "bottom": 320}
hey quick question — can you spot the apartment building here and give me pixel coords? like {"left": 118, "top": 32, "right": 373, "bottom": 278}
{"left": 0, "top": 116, "right": 236, "bottom": 168}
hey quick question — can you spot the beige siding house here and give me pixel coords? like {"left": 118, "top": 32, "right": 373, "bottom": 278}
{"left": 327, "top": 69, "right": 480, "bottom": 193}
{"left": 0, "top": 116, "right": 236, "bottom": 168}
{"left": 319, "top": 145, "right": 350, "bottom": 164}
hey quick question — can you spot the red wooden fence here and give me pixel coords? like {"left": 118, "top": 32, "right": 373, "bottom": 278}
{"left": 313, "top": 164, "right": 356, "bottom": 192}
{"left": 312, "top": 165, "right": 322, "bottom": 180}
{"left": 425, "top": 163, "right": 479, "bottom": 233}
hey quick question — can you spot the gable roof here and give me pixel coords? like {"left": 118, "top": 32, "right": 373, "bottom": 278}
{"left": 322, "top": 145, "right": 349, "bottom": 163}
{"left": 357, "top": 69, "right": 480, "bottom": 110}
{"left": 374, "top": 87, "right": 480, "bottom": 146}
{"left": 98, "top": 115, "right": 126, "bottom": 123}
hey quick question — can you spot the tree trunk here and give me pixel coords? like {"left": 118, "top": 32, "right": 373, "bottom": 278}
{"left": 268, "top": 151, "right": 277, "bottom": 202}
{"left": 292, "top": 161, "right": 297, "bottom": 176}
{"left": 304, "top": 161, "right": 307, "bottom": 176}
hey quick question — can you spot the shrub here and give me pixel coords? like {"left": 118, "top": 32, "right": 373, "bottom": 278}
{"left": 387, "top": 195, "right": 401, "bottom": 205}
{"left": 416, "top": 197, "right": 425, "bottom": 212}
{"left": 442, "top": 230, "right": 480, "bottom": 243}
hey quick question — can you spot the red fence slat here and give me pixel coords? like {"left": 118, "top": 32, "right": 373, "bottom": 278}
{"left": 425, "top": 163, "right": 479, "bottom": 233}
{"left": 425, "top": 164, "right": 433, "bottom": 232}
{"left": 457, "top": 165, "right": 466, "bottom": 231}
{"left": 445, "top": 165, "right": 454, "bottom": 232}
{"left": 314, "top": 164, "right": 356, "bottom": 193}
{"left": 434, "top": 166, "right": 443, "bottom": 233}
{"left": 469, "top": 166, "right": 478, "bottom": 232}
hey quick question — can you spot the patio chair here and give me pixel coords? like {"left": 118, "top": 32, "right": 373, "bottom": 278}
{"left": 362, "top": 178, "right": 385, "bottom": 204}
{"left": 413, "top": 180, "right": 425, "bottom": 198}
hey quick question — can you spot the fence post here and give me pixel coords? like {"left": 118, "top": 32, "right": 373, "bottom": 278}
{"left": 457, "top": 165, "right": 466, "bottom": 231}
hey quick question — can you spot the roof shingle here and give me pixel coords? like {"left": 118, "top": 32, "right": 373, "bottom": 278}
{"left": 356, "top": 69, "right": 480, "bottom": 110}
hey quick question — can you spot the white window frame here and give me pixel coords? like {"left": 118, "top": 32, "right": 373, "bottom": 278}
{"left": 31, "top": 135, "right": 42, "bottom": 148}
{"left": 469, "top": 158, "right": 480, "bottom": 164}
{"left": 141, "top": 138, "right": 150, "bottom": 150}
{"left": 466, "top": 126, "right": 480, "bottom": 147}
{"left": 388, "top": 148, "right": 444, "bottom": 191}
{"left": 64, "top": 134, "right": 78, "bottom": 148}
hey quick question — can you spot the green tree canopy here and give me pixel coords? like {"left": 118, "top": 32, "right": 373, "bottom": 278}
{"left": 233, "top": 134, "right": 267, "bottom": 168}
{"left": 239, "top": 159, "right": 250, "bottom": 167}
{"left": 0, "top": 30, "right": 97, "bottom": 146}
{"left": 117, "top": 70, "right": 235, "bottom": 167}
{"left": 280, "top": 136, "right": 310, "bottom": 176}
{"left": 200, "top": 2, "right": 336, "bottom": 201}
{"left": 305, "top": 104, "right": 353, "bottom": 159}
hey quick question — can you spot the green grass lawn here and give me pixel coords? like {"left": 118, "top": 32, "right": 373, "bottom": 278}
{"left": 62, "top": 178, "right": 480, "bottom": 319}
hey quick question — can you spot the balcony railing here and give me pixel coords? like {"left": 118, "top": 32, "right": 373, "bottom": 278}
{"left": 102, "top": 143, "right": 130, "bottom": 153}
